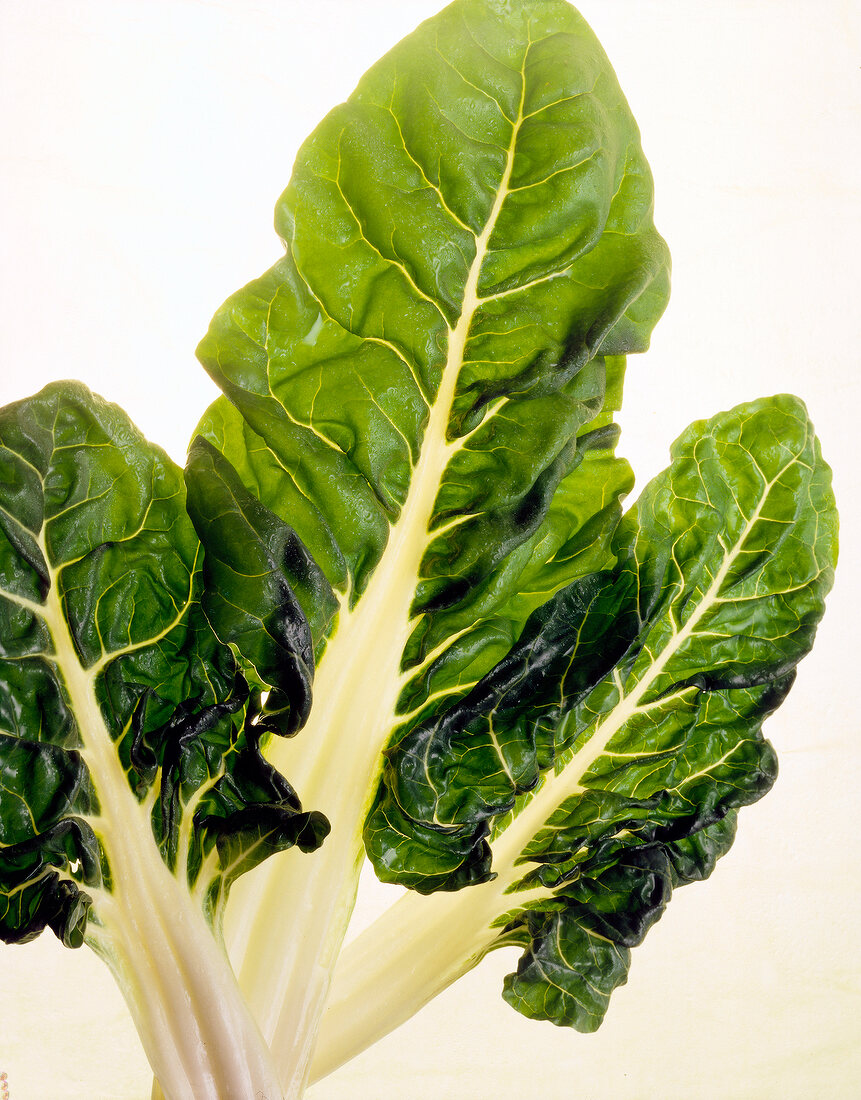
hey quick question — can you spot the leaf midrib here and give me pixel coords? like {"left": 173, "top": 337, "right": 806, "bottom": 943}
{"left": 265, "top": 33, "right": 533, "bottom": 814}
{"left": 488, "top": 447, "right": 808, "bottom": 881}
{"left": 228, "top": 32, "right": 538, "bottom": 1067}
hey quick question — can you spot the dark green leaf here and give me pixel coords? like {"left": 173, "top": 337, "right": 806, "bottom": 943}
{"left": 185, "top": 436, "right": 338, "bottom": 732}
{"left": 368, "top": 394, "right": 837, "bottom": 1029}
{"left": 0, "top": 382, "right": 326, "bottom": 948}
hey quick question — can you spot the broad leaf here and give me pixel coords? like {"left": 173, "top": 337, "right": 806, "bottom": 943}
{"left": 191, "top": 2, "right": 670, "bottom": 1062}
{"left": 367, "top": 394, "right": 837, "bottom": 1029}
{"left": 0, "top": 382, "right": 327, "bottom": 949}
{"left": 195, "top": 0, "right": 670, "bottom": 767}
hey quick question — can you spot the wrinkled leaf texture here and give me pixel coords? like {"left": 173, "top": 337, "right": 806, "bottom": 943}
{"left": 0, "top": 383, "right": 326, "bottom": 948}
{"left": 196, "top": 0, "right": 671, "bottom": 728}
{"left": 368, "top": 395, "right": 837, "bottom": 1029}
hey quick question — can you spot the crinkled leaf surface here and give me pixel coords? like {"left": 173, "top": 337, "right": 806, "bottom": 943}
{"left": 184, "top": 436, "right": 338, "bottom": 733}
{"left": 192, "top": 3, "right": 669, "bottom": 1063}
{"left": 196, "top": 0, "right": 669, "bottom": 756}
{"left": 0, "top": 383, "right": 326, "bottom": 948}
{"left": 367, "top": 395, "right": 837, "bottom": 1029}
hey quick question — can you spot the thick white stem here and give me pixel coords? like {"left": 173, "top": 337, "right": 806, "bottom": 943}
{"left": 310, "top": 888, "right": 494, "bottom": 1083}
{"left": 40, "top": 545, "right": 283, "bottom": 1100}
{"left": 308, "top": 868, "right": 545, "bottom": 1083}
{"left": 88, "top": 825, "right": 284, "bottom": 1100}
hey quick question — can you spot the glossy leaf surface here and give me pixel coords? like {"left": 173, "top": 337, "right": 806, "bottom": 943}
{"left": 367, "top": 395, "right": 837, "bottom": 1029}
{"left": 0, "top": 383, "right": 326, "bottom": 948}
{"left": 197, "top": 0, "right": 669, "bottom": 727}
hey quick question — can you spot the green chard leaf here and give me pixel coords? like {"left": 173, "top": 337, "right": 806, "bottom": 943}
{"left": 366, "top": 394, "right": 837, "bottom": 1030}
{"left": 189, "top": 20, "right": 672, "bottom": 1000}
{"left": 187, "top": 2, "right": 670, "bottom": 1066}
{"left": 195, "top": 0, "right": 669, "bottom": 763}
{"left": 0, "top": 382, "right": 327, "bottom": 950}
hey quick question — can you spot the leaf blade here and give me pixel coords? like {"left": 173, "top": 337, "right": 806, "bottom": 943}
{"left": 368, "top": 394, "right": 837, "bottom": 1029}
{"left": 0, "top": 383, "right": 327, "bottom": 949}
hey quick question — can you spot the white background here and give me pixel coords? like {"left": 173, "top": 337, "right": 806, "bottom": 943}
{"left": 1, "top": 1, "right": 859, "bottom": 1097}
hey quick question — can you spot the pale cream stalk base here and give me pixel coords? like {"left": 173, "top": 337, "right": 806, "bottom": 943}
{"left": 308, "top": 868, "right": 547, "bottom": 1083}
{"left": 32, "top": 542, "right": 284, "bottom": 1100}
{"left": 303, "top": 672, "right": 677, "bottom": 1079}
{"left": 224, "top": 71, "right": 531, "bottom": 1098}
{"left": 225, "top": 273, "right": 476, "bottom": 1096}
{"left": 306, "top": 459, "right": 786, "bottom": 1079}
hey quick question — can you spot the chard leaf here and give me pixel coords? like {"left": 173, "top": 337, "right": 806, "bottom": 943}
{"left": 191, "top": 3, "right": 670, "bottom": 1060}
{"left": 0, "top": 382, "right": 327, "bottom": 949}
{"left": 366, "top": 394, "right": 837, "bottom": 1029}
{"left": 195, "top": 0, "right": 670, "bottom": 765}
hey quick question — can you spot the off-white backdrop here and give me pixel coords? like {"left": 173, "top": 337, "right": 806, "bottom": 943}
{"left": 1, "top": 2, "right": 858, "bottom": 1097}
